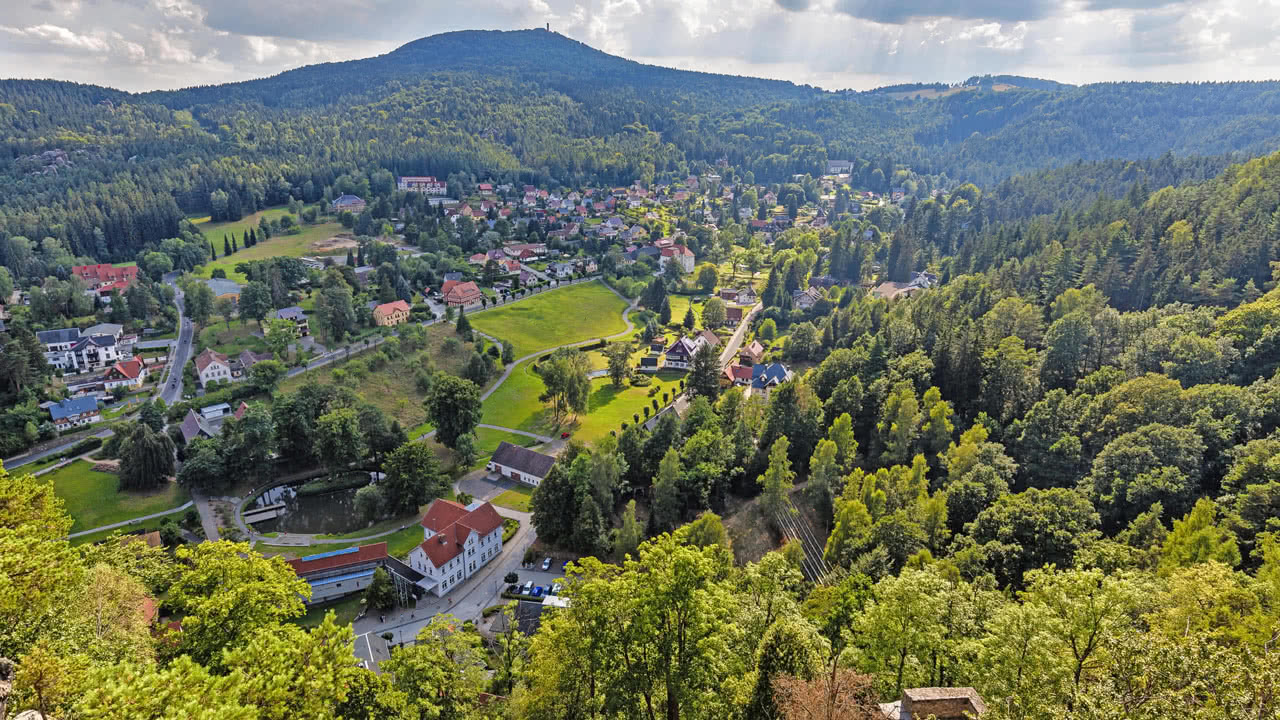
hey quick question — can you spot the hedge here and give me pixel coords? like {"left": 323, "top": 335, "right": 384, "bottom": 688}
{"left": 166, "top": 383, "right": 260, "bottom": 421}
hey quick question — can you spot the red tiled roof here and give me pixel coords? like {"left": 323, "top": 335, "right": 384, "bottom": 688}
{"left": 233, "top": 401, "right": 249, "bottom": 420}
{"left": 374, "top": 300, "right": 410, "bottom": 318}
{"left": 725, "top": 364, "right": 753, "bottom": 382}
{"left": 194, "top": 348, "right": 229, "bottom": 373}
{"left": 287, "top": 542, "right": 388, "bottom": 576}
{"left": 107, "top": 357, "right": 145, "bottom": 380}
{"left": 73, "top": 263, "right": 139, "bottom": 286}
{"left": 416, "top": 499, "right": 504, "bottom": 569}
{"left": 444, "top": 281, "right": 482, "bottom": 304}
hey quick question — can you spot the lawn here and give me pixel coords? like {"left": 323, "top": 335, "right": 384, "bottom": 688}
{"left": 279, "top": 323, "right": 488, "bottom": 432}
{"left": 480, "top": 361, "right": 556, "bottom": 434}
{"left": 427, "top": 426, "right": 541, "bottom": 475}
{"left": 292, "top": 594, "right": 366, "bottom": 629}
{"left": 257, "top": 524, "right": 425, "bottom": 560}
{"left": 198, "top": 317, "right": 270, "bottom": 356}
{"left": 567, "top": 371, "right": 686, "bottom": 444}
{"left": 69, "top": 507, "right": 189, "bottom": 546}
{"left": 666, "top": 294, "right": 707, "bottom": 331}
{"left": 44, "top": 460, "right": 189, "bottom": 534}
{"left": 469, "top": 281, "right": 629, "bottom": 357}
{"left": 492, "top": 485, "right": 533, "bottom": 513}
{"left": 193, "top": 207, "right": 350, "bottom": 283}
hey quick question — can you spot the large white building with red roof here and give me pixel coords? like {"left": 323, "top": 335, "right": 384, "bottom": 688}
{"left": 407, "top": 498, "right": 505, "bottom": 597}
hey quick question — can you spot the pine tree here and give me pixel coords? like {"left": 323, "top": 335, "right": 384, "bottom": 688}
{"left": 357, "top": 244, "right": 365, "bottom": 267}
{"left": 210, "top": 241, "right": 217, "bottom": 259}
{"left": 346, "top": 248, "right": 355, "bottom": 267}
{"left": 456, "top": 307, "right": 472, "bottom": 337}
{"left": 249, "top": 228, "right": 258, "bottom": 247}
{"left": 683, "top": 305, "right": 696, "bottom": 329}
{"left": 688, "top": 344, "right": 722, "bottom": 401}
{"left": 232, "top": 235, "right": 238, "bottom": 252}
{"left": 758, "top": 435, "right": 795, "bottom": 523}
{"left": 660, "top": 296, "right": 672, "bottom": 325}
{"left": 223, "top": 235, "right": 231, "bottom": 256}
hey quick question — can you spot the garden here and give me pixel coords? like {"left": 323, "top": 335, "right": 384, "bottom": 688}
{"left": 42, "top": 459, "right": 189, "bottom": 534}
{"left": 469, "top": 280, "right": 629, "bottom": 357}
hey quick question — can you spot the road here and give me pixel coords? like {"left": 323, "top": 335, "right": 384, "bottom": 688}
{"left": 718, "top": 302, "right": 763, "bottom": 367}
{"left": 159, "top": 271, "right": 194, "bottom": 406}
{"left": 67, "top": 501, "right": 194, "bottom": 538}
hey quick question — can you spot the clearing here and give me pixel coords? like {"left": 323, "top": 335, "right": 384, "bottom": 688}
{"left": 564, "top": 371, "right": 686, "bottom": 444}
{"left": 469, "top": 281, "right": 629, "bottom": 357}
{"left": 193, "top": 207, "right": 350, "bottom": 283}
{"left": 43, "top": 459, "right": 189, "bottom": 534}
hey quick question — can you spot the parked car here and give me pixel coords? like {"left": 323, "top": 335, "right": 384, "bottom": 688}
{"left": 550, "top": 583, "right": 562, "bottom": 595}
{"left": 533, "top": 586, "right": 544, "bottom": 598}
{"left": 560, "top": 432, "right": 570, "bottom": 439}
{"left": 542, "top": 557, "right": 552, "bottom": 571}
{"left": 523, "top": 580, "right": 534, "bottom": 594}
{"left": 507, "top": 584, "right": 518, "bottom": 593}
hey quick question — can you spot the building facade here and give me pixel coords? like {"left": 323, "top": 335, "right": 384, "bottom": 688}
{"left": 407, "top": 500, "right": 504, "bottom": 597}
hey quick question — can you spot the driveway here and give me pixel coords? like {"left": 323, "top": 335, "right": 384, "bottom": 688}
{"left": 718, "top": 302, "right": 762, "bottom": 368}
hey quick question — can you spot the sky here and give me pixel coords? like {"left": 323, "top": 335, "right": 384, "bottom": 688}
{"left": 2, "top": 0, "right": 1278, "bottom": 92}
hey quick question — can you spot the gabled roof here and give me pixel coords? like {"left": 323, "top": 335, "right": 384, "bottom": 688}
{"left": 194, "top": 348, "right": 229, "bottom": 373}
{"left": 696, "top": 330, "right": 720, "bottom": 348}
{"left": 725, "top": 364, "right": 753, "bottom": 383}
{"left": 275, "top": 306, "right": 306, "bottom": 320}
{"left": 444, "top": 281, "right": 482, "bottom": 302}
{"left": 664, "top": 336, "right": 703, "bottom": 357}
{"left": 417, "top": 499, "right": 505, "bottom": 569}
{"left": 751, "top": 362, "right": 792, "bottom": 389}
{"left": 180, "top": 409, "right": 215, "bottom": 444}
{"left": 83, "top": 323, "right": 123, "bottom": 338}
{"left": 48, "top": 396, "right": 99, "bottom": 420}
{"left": 373, "top": 300, "right": 410, "bottom": 318}
{"left": 287, "top": 542, "right": 388, "bottom": 576}
{"left": 106, "top": 357, "right": 145, "bottom": 380}
{"left": 490, "top": 441, "right": 556, "bottom": 478}
{"left": 71, "top": 334, "right": 115, "bottom": 352}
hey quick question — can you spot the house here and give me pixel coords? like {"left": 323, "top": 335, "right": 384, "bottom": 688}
{"left": 740, "top": 340, "right": 766, "bottom": 365}
{"left": 73, "top": 264, "right": 139, "bottom": 296}
{"left": 827, "top": 159, "right": 854, "bottom": 174}
{"left": 407, "top": 499, "right": 505, "bottom": 598}
{"left": 549, "top": 262, "right": 575, "bottom": 279}
{"left": 194, "top": 348, "right": 233, "bottom": 388}
{"left": 663, "top": 336, "right": 707, "bottom": 370}
{"left": 287, "top": 543, "right": 391, "bottom": 604}
{"left": 720, "top": 288, "right": 741, "bottom": 302}
{"left": 397, "top": 176, "right": 447, "bottom": 195}
{"left": 201, "top": 403, "right": 232, "bottom": 420}
{"left": 179, "top": 409, "right": 216, "bottom": 444}
{"left": 639, "top": 355, "right": 662, "bottom": 372}
{"left": 749, "top": 362, "right": 793, "bottom": 397}
{"left": 332, "top": 194, "right": 367, "bottom": 214}
{"left": 879, "top": 687, "right": 987, "bottom": 720}
{"left": 488, "top": 441, "right": 556, "bottom": 487}
{"left": 231, "top": 349, "right": 273, "bottom": 377}
{"left": 726, "top": 306, "right": 744, "bottom": 325}
{"left": 792, "top": 287, "right": 823, "bottom": 310}
{"left": 37, "top": 328, "right": 81, "bottom": 353}
{"left": 50, "top": 334, "right": 121, "bottom": 373}
{"left": 204, "top": 278, "right": 242, "bottom": 302}
{"left": 623, "top": 246, "right": 661, "bottom": 265}
{"left": 274, "top": 306, "right": 309, "bottom": 336}
{"left": 48, "top": 396, "right": 101, "bottom": 431}
{"left": 441, "top": 280, "right": 483, "bottom": 307}
{"left": 83, "top": 323, "right": 124, "bottom": 341}
{"left": 373, "top": 300, "right": 411, "bottom": 327}
{"left": 353, "top": 266, "right": 376, "bottom": 287}
{"left": 659, "top": 245, "right": 695, "bottom": 274}
{"left": 723, "top": 364, "right": 753, "bottom": 386}
{"left": 696, "top": 329, "right": 721, "bottom": 349}
{"left": 871, "top": 272, "right": 937, "bottom": 300}
{"left": 233, "top": 401, "right": 250, "bottom": 420}
{"left": 103, "top": 358, "right": 146, "bottom": 391}
{"left": 468, "top": 253, "right": 488, "bottom": 265}
{"left": 500, "top": 259, "right": 521, "bottom": 274}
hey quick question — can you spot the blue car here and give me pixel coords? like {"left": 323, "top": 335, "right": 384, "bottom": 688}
{"left": 533, "top": 586, "right": 544, "bottom": 597}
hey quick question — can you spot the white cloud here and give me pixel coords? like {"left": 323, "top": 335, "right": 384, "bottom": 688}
{"left": 0, "top": 0, "right": 1276, "bottom": 92}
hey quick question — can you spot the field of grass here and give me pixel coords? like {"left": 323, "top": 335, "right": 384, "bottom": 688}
{"left": 258, "top": 524, "right": 425, "bottom": 560}
{"left": 43, "top": 460, "right": 189, "bottom": 534}
{"left": 194, "top": 207, "right": 350, "bottom": 283}
{"left": 279, "top": 323, "right": 485, "bottom": 431}
{"left": 469, "top": 281, "right": 629, "bottom": 357}
{"left": 480, "top": 361, "right": 555, "bottom": 434}
{"left": 567, "top": 371, "right": 686, "bottom": 444}
{"left": 69, "top": 508, "right": 189, "bottom": 546}
{"left": 198, "top": 317, "right": 269, "bottom": 356}
{"left": 666, "top": 294, "right": 707, "bottom": 330}
{"left": 492, "top": 485, "right": 533, "bottom": 512}
{"left": 292, "top": 594, "right": 366, "bottom": 629}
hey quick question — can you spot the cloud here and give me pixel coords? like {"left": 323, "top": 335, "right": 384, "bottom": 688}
{"left": 0, "top": 0, "right": 1278, "bottom": 92}
{"left": 832, "top": 0, "right": 1058, "bottom": 23}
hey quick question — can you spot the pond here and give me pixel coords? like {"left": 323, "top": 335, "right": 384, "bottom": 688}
{"left": 246, "top": 472, "right": 383, "bottom": 535}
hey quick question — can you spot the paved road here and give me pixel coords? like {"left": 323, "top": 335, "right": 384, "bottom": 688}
{"left": 159, "top": 271, "right": 194, "bottom": 406}
{"left": 3, "top": 427, "right": 116, "bottom": 470}
{"left": 475, "top": 424, "right": 553, "bottom": 443}
{"left": 67, "top": 500, "right": 194, "bottom": 538}
{"left": 718, "top": 302, "right": 763, "bottom": 367}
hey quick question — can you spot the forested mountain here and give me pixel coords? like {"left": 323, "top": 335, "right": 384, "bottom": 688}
{"left": 3, "top": 28, "right": 1280, "bottom": 264}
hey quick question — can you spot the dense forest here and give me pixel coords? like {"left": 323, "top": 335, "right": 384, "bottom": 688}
{"left": 3, "top": 29, "right": 1280, "bottom": 264}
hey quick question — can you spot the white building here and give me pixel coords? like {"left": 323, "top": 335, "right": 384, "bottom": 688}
{"left": 194, "top": 348, "right": 233, "bottom": 388}
{"left": 488, "top": 441, "right": 556, "bottom": 487}
{"left": 659, "top": 245, "right": 695, "bottom": 274}
{"left": 407, "top": 499, "right": 504, "bottom": 597}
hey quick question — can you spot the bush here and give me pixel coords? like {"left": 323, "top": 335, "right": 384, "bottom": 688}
{"left": 64, "top": 436, "right": 103, "bottom": 458}
{"left": 630, "top": 374, "right": 651, "bottom": 387}
{"left": 504, "top": 571, "right": 519, "bottom": 584}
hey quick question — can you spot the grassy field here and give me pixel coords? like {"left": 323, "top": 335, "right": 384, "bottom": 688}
{"left": 469, "top": 281, "right": 629, "bottom": 357}
{"left": 567, "top": 371, "right": 686, "bottom": 444}
{"left": 193, "top": 207, "right": 350, "bottom": 283}
{"left": 43, "top": 460, "right": 189, "bottom": 534}
{"left": 480, "top": 361, "right": 556, "bottom": 434}
{"left": 666, "top": 295, "right": 707, "bottom": 330}
{"left": 70, "top": 508, "right": 189, "bottom": 546}
{"left": 279, "top": 323, "right": 488, "bottom": 431}
{"left": 198, "top": 317, "right": 270, "bottom": 356}
{"left": 292, "top": 595, "right": 365, "bottom": 629}
{"left": 492, "top": 485, "right": 533, "bottom": 512}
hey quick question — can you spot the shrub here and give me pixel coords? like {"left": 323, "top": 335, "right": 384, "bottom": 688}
{"left": 504, "top": 571, "right": 519, "bottom": 584}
